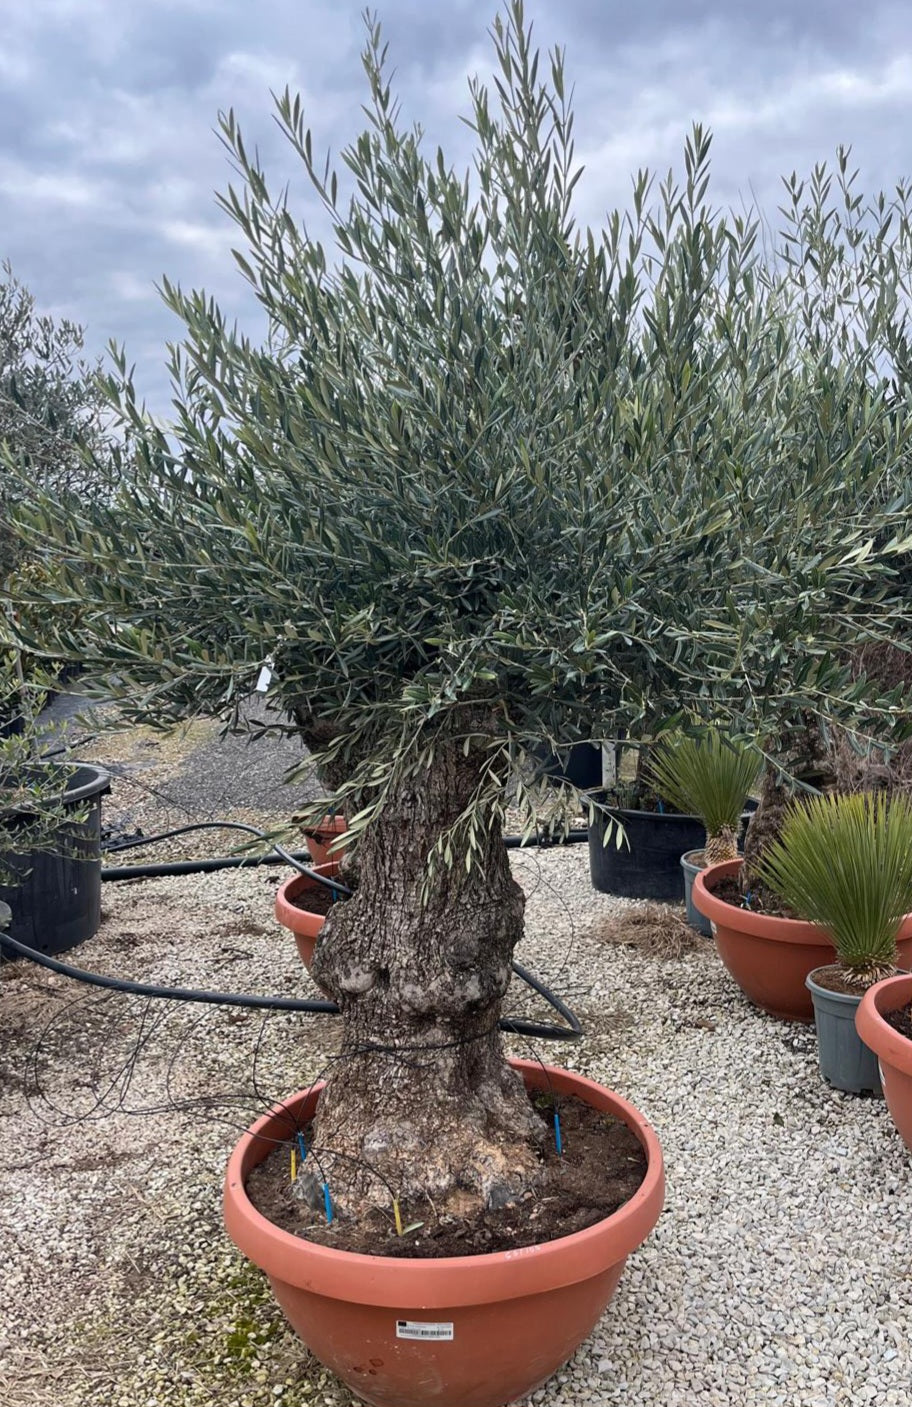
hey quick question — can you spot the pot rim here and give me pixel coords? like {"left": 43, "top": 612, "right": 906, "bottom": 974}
{"left": 805, "top": 967, "right": 867, "bottom": 1006}
{"left": 856, "top": 973, "right": 912, "bottom": 1069}
{"left": 275, "top": 863, "right": 340, "bottom": 930}
{"left": 223, "top": 1059, "right": 665, "bottom": 1308}
{"left": 303, "top": 813, "right": 348, "bottom": 838}
{"left": 0, "top": 761, "right": 111, "bottom": 819}
{"left": 696, "top": 861, "right": 912, "bottom": 950}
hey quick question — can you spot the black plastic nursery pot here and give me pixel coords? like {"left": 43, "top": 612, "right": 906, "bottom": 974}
{"left": 589, "top": 804, "right": 705, "bottom": 901}
{"left": 0, "top": 764, "right": 110, "bottom": 960}
{"left": 537, "top": 741, "right": 603, "bottom": 790}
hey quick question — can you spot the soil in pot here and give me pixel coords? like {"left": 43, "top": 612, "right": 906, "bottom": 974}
{"left": 287, "top": 884, "right": 344, "bottom": 920}
{"left": 885, "top": 1004, "right": 912, "bottom": 1040}
{"left": 709, "top": 870, "right": 798, "bottom": 919}
{"left": 247, "top": 1087, "right": 646, "bottom": 1259}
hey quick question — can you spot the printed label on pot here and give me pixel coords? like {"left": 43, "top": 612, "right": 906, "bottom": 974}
{"left": 395, "top": 1320, "right": 454, "bottom": 1341}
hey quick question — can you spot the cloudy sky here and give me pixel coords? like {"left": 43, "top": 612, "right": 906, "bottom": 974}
{"left": 2, "top": 0, "right": 911, "bottom": 417}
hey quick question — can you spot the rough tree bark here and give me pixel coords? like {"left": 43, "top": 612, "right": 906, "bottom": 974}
{"left": 741, "top": 717, "right": 835, "bottom": 893}
{"left": 303, "top": 728, "right": 546, "bottom": 1224}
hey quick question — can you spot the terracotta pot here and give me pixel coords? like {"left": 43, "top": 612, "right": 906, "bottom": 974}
{"left": 223, "top": 1060, "right": 665, "bottom": 1407}
{"left": 303, "top": 814, "right": 348, "bottom": 867}
{"left": 275, "top": 863, "right": 340, "bottom": 971}
{"left": 856, "top": 974, "right": 912, "bottom": 1151}
{"left": 693, "top": 860, "right": 912, "bottom": 1023}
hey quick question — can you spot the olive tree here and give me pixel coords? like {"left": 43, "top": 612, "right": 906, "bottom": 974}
{"left": 1, "top": 262, "right": 113, "bottom": 752}
{"left": 0, "top": 262, "right": 111, "bottom": 577}
{"left": 16, "top": 4, "right": 912, "bottom": 1219}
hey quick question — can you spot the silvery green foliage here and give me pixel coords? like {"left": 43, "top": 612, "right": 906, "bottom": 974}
{"left": 15, "top": 2, "right": 912, "bottom": 854}
{"left": 0, "top": 263, "right": 111, "bottom": 578}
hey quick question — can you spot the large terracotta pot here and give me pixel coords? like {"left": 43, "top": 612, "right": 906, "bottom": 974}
{"left": 275, "top": 863, "right": 340, "bottom": 971}
{"left": 693, "top": 860, "right": 912, "bottom": 1023}
{"left": 223, "top": 1060, "right": 665, "bottom": 1407}
{"left": 856, "top": 974, "right": 912, "bottom": 1151}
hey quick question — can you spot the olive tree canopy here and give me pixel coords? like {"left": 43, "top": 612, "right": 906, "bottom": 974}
{"left": 11, "top": 2, "right": 912, "bottom": 1217}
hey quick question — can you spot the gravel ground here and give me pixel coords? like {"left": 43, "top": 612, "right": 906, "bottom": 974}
{"left": 1, "top": 720, "right": 911, "bottom": 1407}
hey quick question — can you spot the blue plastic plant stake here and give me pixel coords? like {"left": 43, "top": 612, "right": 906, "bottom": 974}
{"left": 297, "top": 1132, "right": 307, "bottom": 1163}
{"left": 554, "top": 1111, "right": 563, "bottom": 1156}
{"left": 323, "top": 1182, "right": 333, "bottom": 1224}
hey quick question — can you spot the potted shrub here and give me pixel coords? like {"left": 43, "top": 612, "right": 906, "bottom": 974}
{"left": 694, "top": 790, "right": 912, "bottom": 1024}
{"left": 0, "top": 264, "right": 113, "bottom": 957}
{"left": 644, "top": 728, "right": 760, "bottom": 934}
{"left": 758, "top": 793, "right": 912, "bottom": 1091}
{"left": 587, "top": 740, "right": 707, "bottom": 902}
{"left": 0, "top": 652, "right": 110, "bottom": 959}
{"left": 15, "top": 4, "right": 912, "bottom": 1401}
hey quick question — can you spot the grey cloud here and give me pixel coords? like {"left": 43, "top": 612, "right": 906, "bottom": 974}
{"left": 1, "top": 0, "right": 911, "bottom": 415}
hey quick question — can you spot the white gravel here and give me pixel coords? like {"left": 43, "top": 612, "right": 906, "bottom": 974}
{"left": 1, "top": 838, "right": 911, "bottom": 1407}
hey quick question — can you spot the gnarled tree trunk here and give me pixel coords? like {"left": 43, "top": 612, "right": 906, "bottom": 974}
{"left": 306, "top": 731, "right": 545, "bottom": 1223}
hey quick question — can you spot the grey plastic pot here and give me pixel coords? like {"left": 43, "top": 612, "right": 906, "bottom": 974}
{"left": 805, "top": 968, "right": 883, "bottom": 1095}
{"left": 680, "top": 850, "right": 711, "bottom": 937}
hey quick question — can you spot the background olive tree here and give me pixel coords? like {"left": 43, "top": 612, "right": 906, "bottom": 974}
{"left": 0, "top": 266, "right": 113, "bottom": 884}
{"left": 14, "top": 3, "right": 912, "bottom": 1219}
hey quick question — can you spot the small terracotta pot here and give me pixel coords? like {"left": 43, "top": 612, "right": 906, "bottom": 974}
{"left": 693, "top": 860, "right": 912, "bottom": 1023}
{"left": 303, "top": 814, "right": 348, "bottom": 867}
{"left": 223, "top": 1060, "right": 665, "bottom": 1407}
{"left": 856, "top": 974, "right": 912, "bottom": 1151}
{"left": 275, "top": 863, "right": 339, "bottom": 971}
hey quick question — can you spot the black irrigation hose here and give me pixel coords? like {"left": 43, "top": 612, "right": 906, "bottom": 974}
{"left": 103, "top": 821, "right": 352, "bottom": 895}
{"left": 0, "top": 932, "right": 580, "bottom": 1040}
{"left": 3, "top": 818, "right": 586, "bottom": 1040}
{"left": 102, "top": 850, "right": 318, "bottom": 880}
{"left": 99, "top": 824, "right": 592, "bottom": 882}
{"left": 0, "top": 931, "right": 338, "bottom": 1013}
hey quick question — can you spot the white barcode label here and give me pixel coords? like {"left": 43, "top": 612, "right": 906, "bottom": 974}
{"left": 395, "top": 1320, "right": 454, "bottom": 1341}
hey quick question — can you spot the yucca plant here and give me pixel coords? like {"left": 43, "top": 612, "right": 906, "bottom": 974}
{"left": 646, "top": 730, "right": 760, "bottom": 864}
{"left": 758, "top": 793, "right": 912, "bottom": 987}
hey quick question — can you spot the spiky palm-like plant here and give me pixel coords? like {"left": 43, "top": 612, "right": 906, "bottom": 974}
{"left": 646, "top": 730, "right": 760, "bottom": 864}
{"left": 758, "top": 793, "right": 912, "bottom": 986}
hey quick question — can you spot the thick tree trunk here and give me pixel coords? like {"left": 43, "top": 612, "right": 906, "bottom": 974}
{"left": 741, "top": 719, "right": 835, "bottom": 893}
{"left": 304, "top": 731, "right": 545, "bottom": 1224}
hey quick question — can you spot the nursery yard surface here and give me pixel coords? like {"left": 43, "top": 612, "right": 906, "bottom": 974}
{"left": 1, "top": 709, "right": 910, "bottom": 1407}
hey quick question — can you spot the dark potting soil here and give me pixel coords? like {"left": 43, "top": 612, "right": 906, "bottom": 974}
{"left": 884, "top": 1004, "right": 912, "bottom": 1041}
{"left": 288, "top": 886, "right": 345, "bottom": 918}
{"left": 246, "top": 1090, "right": 647, "bottom": 1259}
{"left": 708, "top": 872, "right": 798, "bottom": 920}
{"left": 809, "top": 964, "right": 887, "bottom": 997}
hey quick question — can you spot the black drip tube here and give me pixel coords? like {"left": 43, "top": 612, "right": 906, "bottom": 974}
{"left": 4, "top": 820, "right": 587, "bottom": 1041}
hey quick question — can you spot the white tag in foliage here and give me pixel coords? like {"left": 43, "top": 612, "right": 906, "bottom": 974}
{"left": 255, "top": 657, "right": 274, "bottom": 692}
{"left": 395, "top": 1320, "right": 454, "bottom": 1341}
